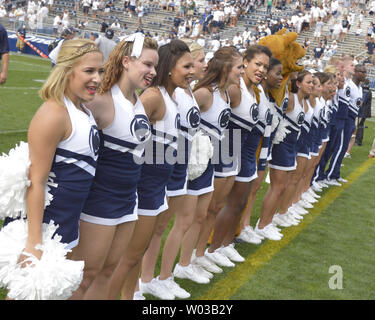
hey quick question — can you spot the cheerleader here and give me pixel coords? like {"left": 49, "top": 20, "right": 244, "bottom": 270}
{"left": 8, "top": 40, "right": 103, "bottom": 264}
{"left": 290, "top": 72, "right": 325, "bottom": 211}
{"left": 274, "top": 72, "right": 314, "bottom": 226}
{"left": 325, "top": 62, "right": 365, "bottom": 184}
{"left": 317, "top": 67, "right": 345, "bottom": 183}
{"left": 187, "top": 46, "right": 244, "bottom": 271}
{"left": 310, "top": 72, "right": 335, "bottom": 187}
{"left": 325, "top": 57, "right": 353, "bottom": 184}
{"left": 256, "top": 71, "right": 312, "bottom": 239}
{"left": 207, "top": 45, "right": 272, "bottom": 261}
{"left": 68, "top": 36, "right": 159, "bottom": 299}
{"left": 239, "top": 57, "right": 284, "bottom": 242}
{"left": 139, "top": 41, "right": 208, "bottom": 300}
{"left": 108, "top": 39, "right": 193, "bottom": 300}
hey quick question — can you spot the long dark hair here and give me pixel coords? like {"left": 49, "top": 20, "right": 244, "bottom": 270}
{"left": 193, "top": 46, "right": 241, "bottom": 93}
{"left": 291, "top": 70, "right": 311, "bottom": 93}
{"left": 151, "top": 39, "right": 190, "bottom": 88}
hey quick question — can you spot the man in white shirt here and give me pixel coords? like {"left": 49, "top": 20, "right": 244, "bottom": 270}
{"left": 232, "top": 31, "right": 242, "bottom": 46}
{"left": 53, "top": 13, "right": 62, "bottom": 35}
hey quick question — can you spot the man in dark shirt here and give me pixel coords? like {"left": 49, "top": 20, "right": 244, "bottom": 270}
{"left": 366, "top": 38, "right": 375, "bottom": 56}
{"left": 314, "top": 42, "right": 325, "bottom": 59}
{"left": 356, "top": 79, "right": 372, "bottom": 146}
{"left": 16, "top": 24, "right": 27, "bottom": 53}
{"left": 0, "top": 23, "right": 9, "bottom": 85}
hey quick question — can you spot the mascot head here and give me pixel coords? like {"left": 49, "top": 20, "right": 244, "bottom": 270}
{"left": 258, "top": 29, "right": 306, "bottom": 106}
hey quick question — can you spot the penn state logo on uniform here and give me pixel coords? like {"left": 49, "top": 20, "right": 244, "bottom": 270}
{"left": 175, "top": 113, "right": 181, "bottom": 129}
{"left": 89, "top": 125, "right": 100, "bottom": 156}
{"left": 297, "top": 112, "right": 305, "bottom": 125}
{"left": 345, "top": 86, "right": 351, "bottom": 98}
{"left": 218, "top": 108, "right": 231, "bottom": 128}
{"left": 282, "top": 98, "right": 289, "bottom": 113}
{"left": 249, "top": 103, "right": 259, "bottom": 122}
{"left": 356, "top": 98, "right": 362, "bottom": 109}
{"left": 130, "top": 114, "right": 151, "bottom": 142}
{"left": 265, "top": 109, "right": 273, "bottom": 125}
{"left": 186, "top": 106, "right": 200, "bottom": 128}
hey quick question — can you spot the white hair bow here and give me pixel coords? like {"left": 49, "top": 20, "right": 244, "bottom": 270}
{"left": 125, "top": 33, "right": 145, "bottom": 59}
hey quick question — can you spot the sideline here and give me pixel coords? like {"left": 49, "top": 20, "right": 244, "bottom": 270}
{"left": 199, "top": 158, "right": 375, "bottom": 300}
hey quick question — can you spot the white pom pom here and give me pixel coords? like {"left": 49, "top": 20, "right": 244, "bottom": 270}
{"left": 188, "top": 131, "right": 214, "bottom": 181}
{"left": 0, "top": 219, "right": 84, "bottom": 300}
{"left": 272, "top": 118, "right": 291, "bottom": 145}
{"left": 0, "top": 142, "right": 54, "bottom": 219}
{"left": 0, "top": 142, "right": 30, "bottom": 219}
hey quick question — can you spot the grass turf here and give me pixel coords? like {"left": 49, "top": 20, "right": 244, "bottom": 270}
{"left": 1, "top": 53, "right": 375, "bottom": 300}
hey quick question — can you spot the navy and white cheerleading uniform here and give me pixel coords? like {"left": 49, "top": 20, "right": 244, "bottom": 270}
{"left": 267, "top": 91, "right": 289, "bottom": 162}
{"left": 81, "top": 84, "right": 151, "bottom": 225}
{"left": 318, "top": 97, "right": 330, "bottom": 145}
{"left": 228, "top": 78, "right": 260, "bottom": 182}
{"left": 256, "top": 85, "right": 275, "bottom": 172}
{"left": 166, "top": 87, "right": 200, "bottom": 197}
{"left": 309, "top": 97, "right": 324, "bottom": 157}
{"left": 137, "top": 86, "right": 180, "bottom": 216}
{"left": 327, "top": 78, "right": 362, "bottom": 180}
{"left": 326, "top": 82, "right": 351, "bottom": 180}
{"left": 296, "top": 98, "right": 313, "bottom": 159}
{"left": 269, "top": 93, "right": 305, "bottom": 171}
{"left": 317, "top": 93, "right": 339, "bottom": 181}
{"left": 188, "top": 87, "right": 231, "bottom": 195}
{"left": 23, "top": 97, "right": 98, "bottom": 249}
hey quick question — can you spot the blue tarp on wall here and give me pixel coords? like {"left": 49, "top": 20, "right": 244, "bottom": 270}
{"left": 7, "top": 31, "right": 53, "bottom": 58}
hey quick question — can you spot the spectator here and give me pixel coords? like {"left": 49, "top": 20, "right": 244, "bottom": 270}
{"left": 100, "top": 19, "right": 109, "bottom": 33}
{"left": 53, "top": 13, "right": 62, "bottom": 35}
{"left": 332, "top": 19, "right": 342, "bottom": 41}
{"left": 16, "top": 24, "right": 27, "bottom": 53}
{"left": 137, "top": 2, "right": 144, "bottom": 25}
{"left": 82, "top": 0, "right": 91, "bottom": 17}
{"left": 95, "top": 29, "right": 116, "bottom": 62}
{"left": 49, "top": 26, "right": 77, "bottom": 66}
{"left": 356, "top": 78, "right": 372, "bottom": 146}
{"left": 365, "top": 37, "right": 375, "bottom": 60}
{"left": 0, "top": 23, "right": 9, "bottom": 85}
{"left": 340, "top": 15, "right": 349, "bottom": 42}
{"left": 314, "top": 17, "right": 323, "bottom": 42}
{"left": 313, "top": 41, "right": 325, "bottom": 59}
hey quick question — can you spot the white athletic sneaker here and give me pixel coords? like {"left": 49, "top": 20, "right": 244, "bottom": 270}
{"left": 273, "top": 213, "right": 293, "bottom": 227}
{"left": 173, "top": 263, "right": 210, "bottom": 284}
{"left": 204, "top": 248, "right": 235, "bottom": 267}
{"left": 307, "top": 187, "right": 321, "bottom": 199}
{"left": 317, "top": 180, "right": 329, "bottom": 188}
{"left": 220, "top": 244, "right": 245, "bottom": 263}
{"left": 255, "top": 221, "right": 282, "bottom": 241}
{"left": 237, "top": 227, "right": 262, "bottom": 244}
{"left": 133, "top": 290, "right": 146, "bottom": 300}
{"left": 288, "top": 207, "right": 303, "bottom": 220}
{"left": 160, "top": 276, "right": 191, "bottom": 299}
{"left": 311, "top": 182, "right": 322, "bottom": 192}
{"left": 326, "top": 179, "right": 342, "bottom": 186}
{"left": 193, "top": 255, "right": 223, "bottom": 274}
{"left": 292, "top": 203, "right": 309, "bottom": 215}
{"left": 338, "top": 177, "right": 348, "bottom": 183}
{"left": 192, "top": 263, "right": 213, "bottom": 279}
{"left": 298, "top": 199, "right": 313, "bottom": 209}
{"left": 245, "top": 226, "right": 265, "bottom": 240}
{"left": 139, "top": 278, "right": 175, "bottom": 300}
{"left": 286, "top": 211, "right": 301, "bottom": 225}
{"left": 302, "top": 192, "right": 318, "bottom": 203}
{"left": 272, "top": 213, "right": 293, "bottom": 228}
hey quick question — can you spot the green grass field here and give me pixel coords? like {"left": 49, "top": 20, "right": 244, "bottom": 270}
{"left": 1, "top": 53, "right": 375, "bottom": 300}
